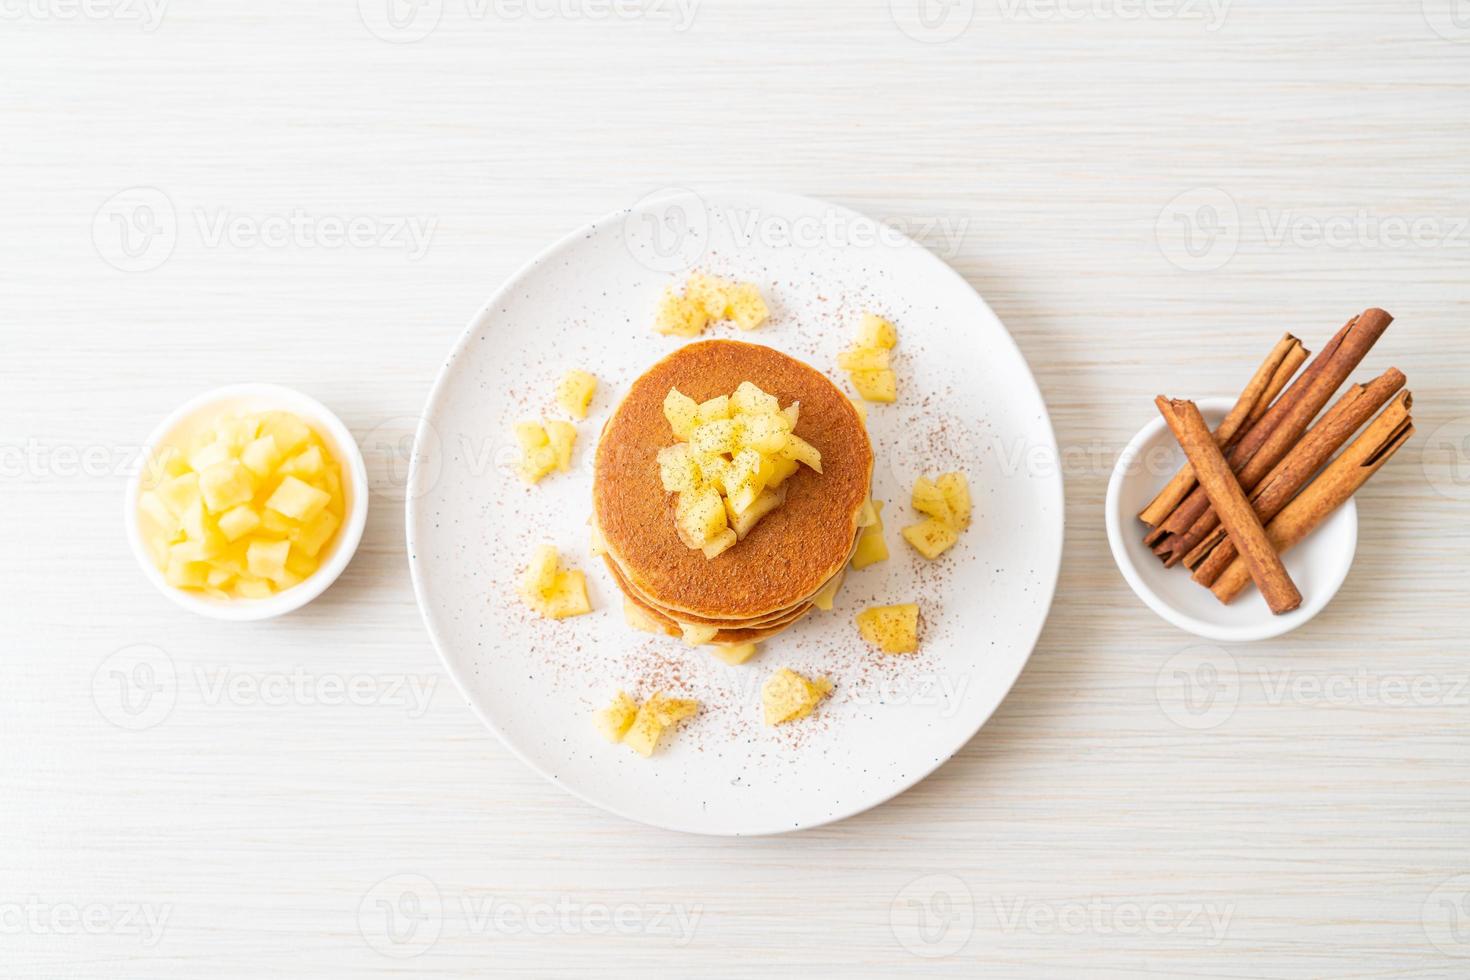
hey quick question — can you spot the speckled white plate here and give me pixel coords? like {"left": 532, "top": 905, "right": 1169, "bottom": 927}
{"left": 406, "top": 189, "right": 1063, "bottom": 835}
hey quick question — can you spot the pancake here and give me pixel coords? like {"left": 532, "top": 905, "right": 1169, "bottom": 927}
{"left": 594, "top": 340, "right": 873, "bottom": 621}
{"left": 616, "top": 573, "right": 816, "bottom": 644}
{"left": 598, "top": 525, "right": 862, "bottom": 628}
{"left": 602, "top": 554, "right": 815, "bottom": 630}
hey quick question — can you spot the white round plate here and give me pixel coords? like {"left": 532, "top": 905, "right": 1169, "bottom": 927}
{"left": 407, "top": 189, "right": 1063, "bottom": 835}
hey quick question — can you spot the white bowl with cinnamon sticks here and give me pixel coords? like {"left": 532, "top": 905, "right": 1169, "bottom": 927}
{"left": 1106, "top": 309, "right": 1415, "bottom": 642}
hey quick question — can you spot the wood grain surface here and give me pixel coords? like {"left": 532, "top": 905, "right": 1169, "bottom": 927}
{"left": 3, "top": 1, "right": 1468, "bottom": 976}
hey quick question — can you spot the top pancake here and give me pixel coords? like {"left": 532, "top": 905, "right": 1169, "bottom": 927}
{"left": 594, "top": 340, "right": 873, "bottom": 621}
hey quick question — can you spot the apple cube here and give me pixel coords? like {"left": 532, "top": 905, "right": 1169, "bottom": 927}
{"left": 521, "top": 544, "right": 560, "bottom": 597}
{"left": 850, "top": 368, "right": 897, "bottom": 403}
{"left": 657, "top": 444, "right": 701, "bottom": 493}
{"left": 246, "top": 538, "right": 291, "bottom": 583}
{"left": 711, "top": 643, "right": 758, "bottom": 665}
{"left": 938, "top": 471, "right": 972, "bottom": 529}
{"left": 260, "top": 412, "right": 313, "bottom": 456}
{"left": 292, "top": 507, "right": 340, "bottom": 558}
{"left": 647, "top": 692, "right": 700, "bottom": 726}
{"left": 240, "top": 434, "right": 283, "bottom": 478}
{"left": 654, "top": 290, "right": 709, "bottom": 337}
{"left": 901, "top": 518, "right": 959, "bottom": 560}
{"left": 911, "top": 476, "right": 954, "bottom": 526}
{"left": 856, "top": 603, "right": 920, "bottom": 654}
{"left": 700, "top": 527, "right": 737, "bottom": 559}
{"left": 164, "top": 556, "right": 211, "bottom": 589}
{"left": 281, "top": 445, "right": 325, "bottom": 479}
{"left": 235, "top": 577, "right": 274, "bottom": 599}
{"left": 726, "top": 282, "right": 768, "bottom": 331}
{"left": 778, "top": 433, "right": 822, "bottom": 473}
{"left": 857, "top": 312, "right": 899, "bottom": 349}
{"left": 691, "top": 419, "right": 741, "bottom": 456}
{"left": 515, "top": 421, "right": 548, "bottom": 451}
{"left": 267, "top": 476, "right": 331, "bottom": 523}
{"left": 544, "top": 420, "right": 576, "bottom": 471}
{"left": 199, "top": 459, "right": 256, "bottom": 513}
{"left": 540, "top": 571, "right": 591, "bottom": 619}
{"left": 837, "top": 346, "right": 891, "bottom": 371}
{"left": 556, "top": 370, "right": 597, "bottom": 420}
{"left": 595, "top": 691, "right": 639, "bottom": 742}
{"left": 726, "top": 487, "right": 784, "bottom": 539}
{"left": 138, "top": 491, "right": 181, "bottom": 539}
{"left": 662, "top": 388, "right": 700, "bottom": 440}
{"left": 188, "top": 439, "right": 235, "bottom": 474}
{"left": 217, "top": 505, "right": 263, "bottom": 543}
{"left": 693, "top": 396, "right": 729, "bottom": 425}
{"left": 851, "top": 527, "right": 889, "bottom": 570}
{"left": 685, "top": 273, "right": 732, "bottom": 318}
{"left": 156, "top": 472, "right": 201, "bottom": 519}
{"left": 762, "top": 668, "right": 833, "bottom": 725}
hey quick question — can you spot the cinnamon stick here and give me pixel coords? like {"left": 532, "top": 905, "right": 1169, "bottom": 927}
{"left": 1212, "top": 397, "right": 1415, "bottom": 604}
{"left": 1147, "top": 308, "right": 1393, "bottom": 565}
{"left": 1188, "top": 371, "right": 1408, "bottom": 585}
{"left": 1138, "top": 333, "right": 1307, "bottom": 527}
{"left": 1157, "top": 397, "right": 1302, "bottom": 615}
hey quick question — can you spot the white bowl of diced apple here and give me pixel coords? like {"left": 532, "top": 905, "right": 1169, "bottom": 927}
{"left": 125, "top": 383, "right": 369, "bottom": 621}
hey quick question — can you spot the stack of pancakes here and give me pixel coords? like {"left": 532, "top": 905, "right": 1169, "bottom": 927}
{"left": 594, "top": 340, "right": 874, "bottom": 644}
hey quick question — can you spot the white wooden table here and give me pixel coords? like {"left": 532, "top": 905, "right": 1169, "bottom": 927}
{"left": 5, "top": 2, "right": 1469, "bottom": 976}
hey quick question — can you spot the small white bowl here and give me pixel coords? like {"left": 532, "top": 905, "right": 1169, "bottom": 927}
{"left": 125, "top": 383, "right": 369, "bottom": 621}
{"left": 1106, "top": 396, "right": 1357, "bottom": 643}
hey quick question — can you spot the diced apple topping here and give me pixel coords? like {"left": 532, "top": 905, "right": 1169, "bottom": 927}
{"left": 850, "top": 499, "right": 890, "bottom": 570}
{"left": 556, "top": 370, "right": 598, "bottom": 420}
{"left": 856, "top": 603, "right": 920, "bottom": 654}
{"left": 515, "top": 418, "right": 576, "bottom": 483}
{"left": 762, "top": 668, "right": 833, "bottom": 726}
{"left": 679, "top": 622, "right": 719, "bottom": 647}
{"left": 654, "top": 273, "right": 769, "bottom": 337}
{"left": 842, "top": 312, "right": 899, "bottom": 403}
{"left": 658, "top": 381, "right": 820, "bottom": 559}
{"left": 622, "top": 597, "right": 667, "bottom": 635}
{"left": 594, "top": 691, "right": 639, "bottom": 742}
{"left": 136, "top": 410, "right": 346, "bottom": 600}
{"left": 711, "top": 642, "right": 758, "bottom": 665}
{"left": 599, "top": 690, "right": 700, "bottom": 757}
{"left": 900, "top": 471, "right": 971, "bottom": 560}
{"left": 518, "top": 545, "right": 592, "bottom": 620}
